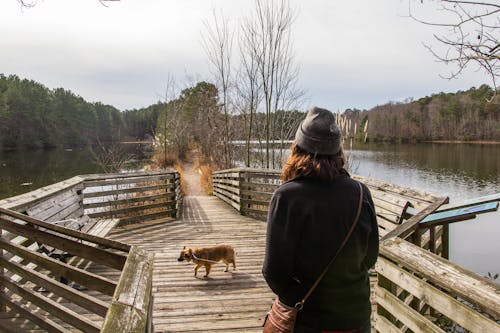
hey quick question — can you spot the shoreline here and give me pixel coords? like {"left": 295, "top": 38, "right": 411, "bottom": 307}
{"left": 423, "top": 140, "right": 500, "bottom": 145}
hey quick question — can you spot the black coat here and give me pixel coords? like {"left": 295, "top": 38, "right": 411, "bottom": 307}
{"left": 262, "top": 172, "right": 379, "bottom": 330}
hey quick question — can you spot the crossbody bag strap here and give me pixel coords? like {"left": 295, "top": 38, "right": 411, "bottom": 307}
{"left": 295, "top": 181, "right": 364, "bottom": 309}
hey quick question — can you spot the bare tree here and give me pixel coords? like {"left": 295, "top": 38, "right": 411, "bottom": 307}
{"left": 202, "top": 9, "right": 234, "bottom": 168}
{"left": 243, "top": 0, "right": 304, "bottom": 168}
{"left": 238, "top": 18, "right": 262, "bottom": 167}
{"left": 408, "top": 0, "right": 499, "bottom": 93}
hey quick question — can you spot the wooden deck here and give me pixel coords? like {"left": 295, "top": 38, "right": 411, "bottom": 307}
{"left": 99, "top": 195, "right": 274, "bottom": 333}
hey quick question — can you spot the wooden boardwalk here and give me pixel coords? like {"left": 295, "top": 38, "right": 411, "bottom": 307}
{"left": 102, "top": 195, "right": 274, "bottom": 333}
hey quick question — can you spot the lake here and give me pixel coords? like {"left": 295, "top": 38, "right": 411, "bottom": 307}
{"left": 346, "top": 142, "right": 500, "bottom": 277}
{"left": 1, "top": 142, "right": 499, "bottom": 277}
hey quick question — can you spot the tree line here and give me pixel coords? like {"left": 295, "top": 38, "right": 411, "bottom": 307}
{"left": 0, "top": 74, "right": 119, "bottom": 149}
{"left": 342, "top": 85, "right": 499, "bottom": 142}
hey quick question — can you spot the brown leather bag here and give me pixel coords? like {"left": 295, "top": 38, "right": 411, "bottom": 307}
{"left": 263, "top": 182, "right": 363, "bottom": 333}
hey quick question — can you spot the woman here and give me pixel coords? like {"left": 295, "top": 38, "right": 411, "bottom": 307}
{"left": 262, "top": 107, "right": 379, "bottom": 333}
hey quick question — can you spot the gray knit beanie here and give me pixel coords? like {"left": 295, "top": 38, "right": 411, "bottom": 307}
{"left": 294, "top": 107, "right": 341, "bottom": 155}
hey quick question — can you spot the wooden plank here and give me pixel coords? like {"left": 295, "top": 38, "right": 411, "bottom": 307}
{"left": 240, "top": 181, "right": 278, "bottom": 192}
{"left": 84, "top": 174, "right": 172, "bottom": 188}
{"left": 101, "top": 246, "right": 154, "bottom": 333}
{"left": 376, "top": 286, "right": 445, "bottom": 333}
{"left": 1, "top": 276, "right": 101, "bottom": 332}
{"left": 83, "top": 183, "right": 172, "bottom": 199}
{"left": 212, "top": 179, "right": 240, "bottom": 187}
{"left": 0, "top": 294, "right": 70, "bottom": 333}
{"left": 376, "top": 257, "right": 500, "bottom": 332}
{"left": 45, "top": 201, "right": 82, "bottom": 223}
{"left": 0, "top": 216, "right": 127, "bottom": 270}
{"left": 213, "top": 188, "right": 241, "bottom": 204}
{"left": 88, "top": 219, "right": 120, "bottom": 238}
{"left": 374, "top": 314, "right": 404, "bottom": 333}
{"left": 0, "top": 238, "right": 117, "bottom": 296}
{"left": 83, "top": 193, "right": 174, "bottom": 209}
{"left": 437, "top": 193, "right": 500, "bottom": 212}
{"left": 82, "top": 170, "right": 177, "bottom": 181}
{"left": 213, "top": 183, "right": 240, "bottom": 195}
{"left": 0, "top": 208, "right": 130, "bottom": 252}
{"left": 26, "top": 188, "right": 79, "bottom": 219}
{"left": 381, "top": 237, "right": 500, "bottom": 319}
{"left": 0, "top": 256, "right": 109, "bottom": 317}
{"left": 213, "top": 191, "right": 241, "bottom": 211}
{"left": 118, "top": 210, "right": 176, "bottom": 225}
{"left": 353, "top": 174, "right": 443, "bottom": 203}
{"left": 0, "top": 176, "right": 84, "bottom": 211}
{"left": 88, "top": 201, "right": 175, "bottom": 219}
{"left": 381, "top": 196, "right": 448, "bottom": 241}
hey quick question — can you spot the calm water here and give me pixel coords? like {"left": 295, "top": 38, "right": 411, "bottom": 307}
{"left": 1, "top": 143, "right": 499, "bottom": 276}
{"left": 0, "top": 144, "right": 153, "bottom": 200}
{"left": 348, "top": 142, "right": 500, "bottom": 277}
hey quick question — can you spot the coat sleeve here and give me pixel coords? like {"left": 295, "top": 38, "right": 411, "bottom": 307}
{"left": 362, "top": 187, "right": 379, "bottom": 269}
{"left": 262, "top": 190, "right": 297, "bottom": 296}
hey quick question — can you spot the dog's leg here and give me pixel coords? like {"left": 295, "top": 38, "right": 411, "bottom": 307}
{"left": 224, "top": 262, "right": 229, "bottom": 272}
{"left": 232, "top": 259, "right": 236, "bottom": 270}
{"left": 194, "top": 264, "right": 202, "bottom": 277}
{"left": 204, "top": 264, "right": 211, "bottom": 277}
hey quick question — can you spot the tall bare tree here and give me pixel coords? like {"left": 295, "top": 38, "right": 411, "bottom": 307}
{"left": 202, "top": 10, "right": 234, "bottom": 168}
{"left": 408, "top": 0, "right": 499, "bottom": 93}
{"left": 242, "top": 0, "right": 304, "bottom": 168}
{"left": 238, "top": 17, "right": 262, "bottom": 167}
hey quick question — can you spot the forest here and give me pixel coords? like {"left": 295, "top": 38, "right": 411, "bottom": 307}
{"left": 0, "top": 73, "right": 498, "bottom": 158}
{"left": 343, "top": 84, "right": 499, "bottom": 142}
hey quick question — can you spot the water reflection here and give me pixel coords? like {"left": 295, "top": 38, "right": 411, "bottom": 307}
{"left": 0, "top": 144, "right": 152, "bottom": 200}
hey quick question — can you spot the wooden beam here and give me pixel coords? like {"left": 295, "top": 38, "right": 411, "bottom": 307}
{"left": 0, "top": 208, "right": 130, "bottom": 252}
{"left": 0, "top": 294, "right": 70, "bottom": 333}
{"left": 101, "top": 246, "right": 154, "bottom": 333}
{"left": 81, "top": 170, "right": 176, "bottom": 181}
{"left": 0, "top": 256, "right": 109, "bottom": 317}
{"left": 376, "top": 287, "right": 445, "bottom": 333}
{"left": 1, "top": 276, "right": 101, "bottom": 332}
{"left": 87, "top": 201, "right": 175, "bottom": 219}
{"left": 84, "top": 174, "right": 173, "bottom": 187}
{"left": 381, "top": 196, "right": 448, "bottom": 241}
{"left": 83, "top": 183, "right": 172, "bottom": 199}
{"left": 0, "top": 217, "right": 127, "bottom": 270}
{"left": 379, "top": 237, "right": 500, "bottom": 321}
{"left": 83, "top": 193, "right": 175, "bottom": 209}
{"left": 0, "top": 238, "right": 116, "bottom": 296}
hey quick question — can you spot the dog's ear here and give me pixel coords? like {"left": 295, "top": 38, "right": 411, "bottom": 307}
{"left": 188, "top": 248, "right": 193, "bottom": 255}
{"left": 183, "top": 246, "right": 186, "bottom": 250}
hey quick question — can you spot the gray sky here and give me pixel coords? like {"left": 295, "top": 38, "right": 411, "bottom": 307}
{"left": 0, "top": 0, "right": 490, "bottom": 111}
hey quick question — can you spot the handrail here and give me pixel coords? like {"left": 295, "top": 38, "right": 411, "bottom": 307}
{"left": 101, "top": 245, "right": 154, "bottom": 333}
{"left": 0, "top": 170, "right": 182, "bottom": 332}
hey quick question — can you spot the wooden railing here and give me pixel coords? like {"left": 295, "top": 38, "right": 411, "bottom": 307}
{"left": 82, "top": 170, "right": 182, "bottom": 224}
{"left": 376, "top": 237, "right": 500, "bottom": 333}
{"left": 212, "top": 168, "right": 500, "bottom": 333}
{"left": 212, "top": 168, "right": 449, "bottom": 256}
{"left": 0, "top": 169, "right": 182, "bottom": 332}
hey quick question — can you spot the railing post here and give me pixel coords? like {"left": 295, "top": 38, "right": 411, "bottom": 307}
{"left": 238, "top": 170, "right": 243, "bottom": 216}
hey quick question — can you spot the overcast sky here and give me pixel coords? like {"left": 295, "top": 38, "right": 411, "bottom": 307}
{"left": 0, "top": 0, "right": 490, "bottom": 111}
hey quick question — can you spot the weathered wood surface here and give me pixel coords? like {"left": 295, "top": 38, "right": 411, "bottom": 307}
{"left": 376, "top": 237, "right": 500, "bottom": 332}
{"left": 103, "top": 196, "right": 275, "bottom": 332}
{"left": 101, "top": 246, "right": 154, "bottom": 333}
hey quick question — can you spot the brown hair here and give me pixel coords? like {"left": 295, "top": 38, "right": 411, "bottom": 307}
{"left": 281, "top": 143, "right": 346, "bottom": 182}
